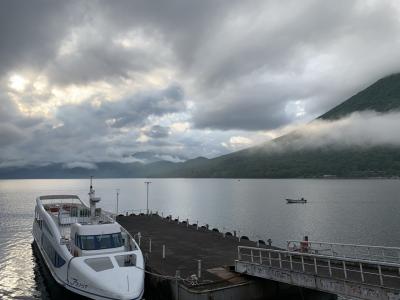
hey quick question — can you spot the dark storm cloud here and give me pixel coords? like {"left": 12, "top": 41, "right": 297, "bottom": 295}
{"left": 46, "top": 31, "right": 167, "bottom": 86}
{"left": 193, "top": 86, "right": 292, "bottom": 130}
{"left": 86, "top": 0, "right": 400, "bottom": 131}
{"left": 0, "top": 123, "right": 25, "bottom": 146}
{"left": 105, "top": 84, "right": 184, "bottom": 128}
{"left": 0, "top": 1, "right": 76, "bottom": 76}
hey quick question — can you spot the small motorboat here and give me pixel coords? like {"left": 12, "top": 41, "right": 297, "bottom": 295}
{"left": 286, "top": 197, "right": 307, "bottom": 204}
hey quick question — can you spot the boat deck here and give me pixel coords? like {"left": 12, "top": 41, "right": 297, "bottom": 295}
{"left": 40, "top": 197, "right": 115, "bottom": 241}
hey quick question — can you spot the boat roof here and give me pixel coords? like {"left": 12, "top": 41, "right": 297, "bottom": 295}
{"left": 38, "top": 194, "right": 83, "bottom": 205}
{"left": 72, "top": 222, "right": 121, "bottom": 235}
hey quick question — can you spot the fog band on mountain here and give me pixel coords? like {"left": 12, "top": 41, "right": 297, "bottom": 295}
{"left": 262, "top": 110, "right": 400, "bottom": 152}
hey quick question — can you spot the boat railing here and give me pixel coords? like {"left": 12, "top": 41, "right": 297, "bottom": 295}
{"left": 39, "top": 195, "right": 83, "bottom": 206}
{"left": 120, "top": 226, "right": 140, "bottom": 251}
{"left": 287, "top": 240, "right": 400, "bottom": 264}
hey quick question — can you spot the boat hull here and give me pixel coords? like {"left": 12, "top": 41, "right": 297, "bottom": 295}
{"left": 286, "top": 199, "right": 307, "bottom": 204}
{"left": 33, "top": 228, "right": 144, "bottom": 300}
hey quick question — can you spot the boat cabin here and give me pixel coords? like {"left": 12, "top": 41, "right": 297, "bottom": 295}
{"left": 71, "top": 223, "right": 128, "bottom": 256}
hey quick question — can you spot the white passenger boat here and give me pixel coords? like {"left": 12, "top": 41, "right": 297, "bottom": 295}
{"left": 32, "top": 180, "right": 144, "bottom": 300}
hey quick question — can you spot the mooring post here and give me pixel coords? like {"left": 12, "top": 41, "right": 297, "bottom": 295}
{"left": 162, "top": 244, "right": 166, "bottom": 259}
{"left": 175, "top": 270, "right": 180, "bottom": 300}
{"left": 328, "top": 259, "right": 332, "bottom": 276}
{"left": 360, "top": 262, "right": 364, "bottom": 282}
{"left": 378, "top": 265, "right": 383, "bottom": 285}
{"left": 149, "top": 238, "right": 152, "bottom": 253}
{"left": 197, "top": 259, "right": 202, "bottom": 278}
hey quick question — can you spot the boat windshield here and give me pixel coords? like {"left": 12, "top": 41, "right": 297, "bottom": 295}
{"left": 77, "top": 233, "right": 123, "bottom": 250}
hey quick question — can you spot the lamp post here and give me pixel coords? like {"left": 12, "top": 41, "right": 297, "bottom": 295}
{"left": 144, "top": 181, "right": 151, "bottom": 215}
{"left": 116, "top": 189, "right": 120, "bottom": 215}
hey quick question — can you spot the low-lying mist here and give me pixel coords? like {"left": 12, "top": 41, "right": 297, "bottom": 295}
{"left": 261, "top": 110, "right": 400, "bottom": 152}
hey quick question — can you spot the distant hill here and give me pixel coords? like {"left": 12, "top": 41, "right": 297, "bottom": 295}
{"left": 2, "top": 73, "right": 400, "bottom": 179}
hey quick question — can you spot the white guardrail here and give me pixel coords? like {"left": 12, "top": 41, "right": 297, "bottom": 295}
{"left": 287, "top": 240, "right": 400, "bottom": 264}
{"left": 237, "top": 246, "right": 400, "bottom": 288}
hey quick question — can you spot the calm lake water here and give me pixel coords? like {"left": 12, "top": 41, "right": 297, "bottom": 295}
{"left": 0, "top": 178, "right": 399, "bottom": 299}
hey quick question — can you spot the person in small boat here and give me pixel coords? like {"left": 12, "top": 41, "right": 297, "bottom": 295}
{"left": 300, "top": 235, "right": 309, "bottom": 252}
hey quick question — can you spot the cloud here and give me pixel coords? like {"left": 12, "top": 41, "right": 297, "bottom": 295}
{"left": 63, "top": 162, "right": 98, "bottom": 170}
{"left": 222, "top": 136, "right": 253, "bottom": 151}
{"left": 2, "top": 1, "right": 400, "bottom": 167}
{"left": 144, "top": 125, "right": 170, "bottom": 138}
{"left": 0, "top": 1, "right": 76, "bottom": 76}
{"left": 0, "top": 123, "right": 25, "bottom": 146}
{"left": 193, "top": 83, "right": 294, "bottom": 130}
{"left": 262, "top": 111, "right": 400, "bottom": 151}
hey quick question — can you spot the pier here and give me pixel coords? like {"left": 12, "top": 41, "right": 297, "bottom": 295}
{"left": 118, "top": 213, "right": 339, "bottom": 300}
{"left": 118, "top": 212, "right": 400, "bottom": 300}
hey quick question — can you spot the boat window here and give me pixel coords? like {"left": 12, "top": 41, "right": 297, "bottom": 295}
{"left": 115, "top": 254, "right": 136, "bottom": 267}
{"left": 80, "top": 235, "right": 96, "bottom": 250}
{"left": 42, "top": 234, "right": 65, "bottom": 268}
{"left": 77, "top": 233, "right": 123, "bottom": 250}
{"left": 84, "top": 257, "right": 114, "bottom": 272}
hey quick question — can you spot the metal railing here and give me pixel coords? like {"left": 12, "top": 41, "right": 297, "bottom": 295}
{"left": 237, "top": 246, "right": 400, "bottom": 289}
{"left": 287, "top": 240, "right": 400, "bottom": 264}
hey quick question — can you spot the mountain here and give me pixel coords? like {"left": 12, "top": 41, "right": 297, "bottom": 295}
{"left": 2, "top": 73, "right": 400, "bottom": 179}
{"left": 320, "top": 73, "right": 400, "bottom": 120}
{"left": 150, "top": 73, "right": 400, "bottom": 178}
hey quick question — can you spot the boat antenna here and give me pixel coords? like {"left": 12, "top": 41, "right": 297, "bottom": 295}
{"left": 89, "top": 176, "right": 95, "bottom": 195}
{"left": 88, "top": 176, "right": 101, "bottom": 222}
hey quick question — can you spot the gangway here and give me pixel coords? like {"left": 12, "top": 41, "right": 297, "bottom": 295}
{"left": 235, "top": 242, "right": 400, "bottom": 300}
{"left": 287, "top": 240, "right": 400, "bottom": 264}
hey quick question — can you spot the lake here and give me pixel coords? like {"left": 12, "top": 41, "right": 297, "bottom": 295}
{"left": 0, "top": 178, "right": 399, "bottom": 299}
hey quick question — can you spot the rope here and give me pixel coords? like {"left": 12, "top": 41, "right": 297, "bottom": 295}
{"left": 131, "top": 264, "right": 239, "bottom": 287}
{"left": 132, "top": 265, "right": 184, "bottom": 280}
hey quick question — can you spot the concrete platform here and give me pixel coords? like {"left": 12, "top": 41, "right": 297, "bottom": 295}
{"left": 118, "top": 214, "right": 337, "bottom": 300}
{"left": 118, "top": 213, "right": 267, "bottom": 282}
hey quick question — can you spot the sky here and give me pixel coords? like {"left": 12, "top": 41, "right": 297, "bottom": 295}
{"left": 2, "top": 0, "right": 400, "bottom": 168}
